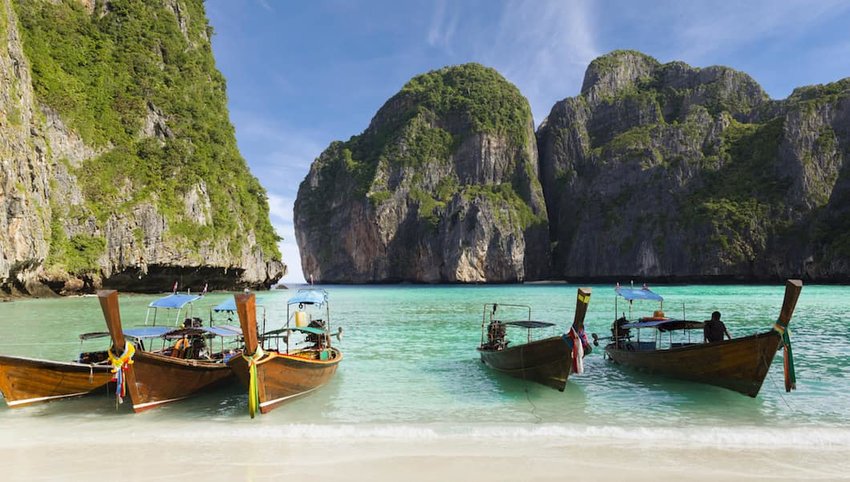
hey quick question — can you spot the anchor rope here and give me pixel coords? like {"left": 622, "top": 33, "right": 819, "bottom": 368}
{"left": 520, "top": 345, "right": 541, "bottom": 424}
{"left": 760, "top": 331, "right": 795, "bottom": 411}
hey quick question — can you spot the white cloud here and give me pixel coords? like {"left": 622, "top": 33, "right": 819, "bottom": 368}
{"left": 266, "top": 192, "right": 293, "bottom": 224}
{"left": 665, "top": 1, "right": 850, "bottom": 62}
{"left": 229, "top": 111, "right": 329, "bottom": 285}
{"left": 275, "top": 221, "right": 306, "bottom": 284}
{"left": 427, "top": 0, "right": 460, "bottom": 51}
{"left": 479, "top": 0, "right": 600, "bottom": 125}
{"left": 231, "top": 111, "right": 326, "bottom": 172}
{"left": 256, "top": 0, "right": 273, "bottom": 12}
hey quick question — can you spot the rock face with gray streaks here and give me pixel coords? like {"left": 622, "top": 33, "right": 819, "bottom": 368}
{"left": 537, "top": 50, "right": 850, "bottom": 281}
{"left": 0, "top": 0, "right": 283, "bottom": 295}
{"left": 295, "top": 64, "right": 549, "bottom": 282}
{"left": 296, "top": 52, "right": 850, "bottom": 283}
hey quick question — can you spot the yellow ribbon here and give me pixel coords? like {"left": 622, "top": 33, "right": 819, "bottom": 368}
{"left": 773, "top": 323, "right": 786, "bottom": 335}
{"left": 578, "top": 294, "right": 590, "bottom": 304}
{"left": 107, "top": 341, "right": 135, "bottom": 372}
{"left": 242, "top": 347, "right": 265, "bottom": 419}
{"left": 107, "top": 341, "right": 135, "bottom": 403}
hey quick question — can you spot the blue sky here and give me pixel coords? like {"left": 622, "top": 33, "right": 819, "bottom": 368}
{"left": 205, "top": 0, "right": 850, "bottom": 284}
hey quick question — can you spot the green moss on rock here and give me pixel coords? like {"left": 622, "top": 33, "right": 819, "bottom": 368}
{"left": 462, "top": 183, "right": 545, "bottom": 230}
{"left": 15, "top": 0, "right": 281, "bottom": 263}
{"left": 46, "top": 205, "right": 105, "bottom": 275}
{"left": 400, "top": 63, "right": 532, "bottom": 145}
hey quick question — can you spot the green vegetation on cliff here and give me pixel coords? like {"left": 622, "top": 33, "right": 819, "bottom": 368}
{"left": 589, "top": 49, "right": 657, "bottom": 69}
{"left": 579, "top": 52, "right": 785, "bottom": 262}
{"left": 682, "top": 117, "right": 793, "bottom": 263}
{"left": 400, "top": 63, "right": 532, "bottom": 145}
{"left": 296, "top": 63, "right": 549, "bottom": 281}
{"left": 14, "top": 0, "right": 280, "bottom": 271}
{"left": 343, "top": 64, "right": 533, "bottom": 195}
{"left": 304, "top": 63, "right": 539, "bottom": 221}
{"left": 46, "top": 204, "right": 105, "bottom": 276}
{"left": 542, "top": 49, "right": 850, "bottom": 277}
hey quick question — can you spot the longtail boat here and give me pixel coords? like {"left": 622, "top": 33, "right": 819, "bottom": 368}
{"left": 0, "top": 348, "right": 113, "bottom": 408}
{"left": 98, "top": 290, "right": 239, "bottom": 412}
{"left": 477, "top": 287, "right": 592, "bottom": 391}
{"left": 229, "top": 289, "right": 342, "bottom": 417}
{"left": 594, "top": 280, "right": 802, "bottom": 397}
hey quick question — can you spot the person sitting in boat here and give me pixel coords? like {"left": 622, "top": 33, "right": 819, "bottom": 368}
{"left": 183, "top": 317, "right": 203, "bottom": 328}
{"left": 703, "top": 311, "right": 731, "bottom": 343}
{"left": 171, "top": 336, "right": 190, "bottom": 358}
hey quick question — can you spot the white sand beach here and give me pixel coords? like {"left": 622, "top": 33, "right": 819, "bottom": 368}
{"left": 3, "top": 422, "right": 849, "bottom": 481}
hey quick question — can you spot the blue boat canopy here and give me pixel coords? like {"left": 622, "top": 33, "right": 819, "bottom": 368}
{"left": 262, "top": 326, "right": 326, "bottom": 336}
{"left": 287, "top": 289, "right": 327, "bottom": 306}
{"left": 505, "top": 320, "right": 556, "bottom": 329}
{"left": 124, "top": 326, "right": 172, "bottom": 339}
{"left": 621, "top": 319, "right": 704, "bottom": 331}
{"left": 213, "top": 297, "right": 264, "bottom": 312}
{"left": 621, "top": 320, "right": 670, "bottom": 329}
{"left": 82, "top": 325, "right": 241, "bottom": 340}
{"left": 615, "top": 286, "right": 664, "bottom": 302}
{"left": 149, "top": 294, "right": 201, "bottom": 309}
{"left": 206, "top": 325, "right": 243, "bottom": 337}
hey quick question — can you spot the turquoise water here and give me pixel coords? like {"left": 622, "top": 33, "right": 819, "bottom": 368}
{"left": 0, "top": 284, "right": 848, "bottom": 446}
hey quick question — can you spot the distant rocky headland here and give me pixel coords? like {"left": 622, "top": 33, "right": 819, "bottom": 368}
{"left": 296, "top": 51, "right": 850, "bottom": 283}
{"left": 0, "top": 0, "right": 284, "bottom": 296}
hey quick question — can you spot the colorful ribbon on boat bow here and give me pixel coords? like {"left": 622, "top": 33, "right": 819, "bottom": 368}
{"left": 108, "top": 341, "right": 135, "bottom": 404}
{"left": 774, "top": 322, "right": 796, "bottom": 392}
{"left": 566, "top": 326, "right": 587, "bottom": 374}
{"left": 242, "top": 347, "right": 265, "bottom": 418}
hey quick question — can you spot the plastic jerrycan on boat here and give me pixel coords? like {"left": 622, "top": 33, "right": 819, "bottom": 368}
{"left": 294, "top": 311, "right": 310, "bottom": 327}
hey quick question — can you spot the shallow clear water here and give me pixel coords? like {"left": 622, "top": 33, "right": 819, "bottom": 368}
{"left": 0, "top": 284, "right": 848, "bottom": 447}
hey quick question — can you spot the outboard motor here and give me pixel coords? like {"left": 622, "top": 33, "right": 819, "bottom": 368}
{"left": 183, "top": 317, "right": 203, "bottom": 328}
{"left": 611, "top": 316, "right": 631, "bottom": 348}
{"left": 305, "top": 319, "right": 328, "bottom": 349}
{"left": 484, "top": 321, "right": 507, "bottom": 350}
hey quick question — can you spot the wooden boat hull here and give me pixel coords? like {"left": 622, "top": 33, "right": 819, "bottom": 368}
{"left": 0, "top": 355, "right": 113, "bottom": 408}
{"left": 228, "top": 348, "right": 341, "bottom": 414}
{"left": 478, "top": 336, "right": 571, "bottom": 391}
{"left": 605, "top": 330, "right": 782, "bottom": 397}
{"left": 127, "top": 351, "right": 235, "bottom": 412}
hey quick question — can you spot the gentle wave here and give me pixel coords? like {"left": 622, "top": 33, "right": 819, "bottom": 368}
{"left": 140, "top": 423, "right": 850, "bottom": 449}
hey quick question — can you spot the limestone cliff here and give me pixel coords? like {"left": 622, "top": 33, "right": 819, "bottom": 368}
{"left": 295, "top": 64, "right": 549, "bottom": 283}
{"left": 0, "top": 0, "right": 283, "bottom": 295}
{"left": 538, "top": 50, "right": 850, "bottom": 281}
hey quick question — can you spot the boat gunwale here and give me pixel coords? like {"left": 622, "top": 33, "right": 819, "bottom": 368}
{"left": 254, "top": 347, "right": 343, "bottom": 367}
{"left": 604, "top": 329, "right": 781, "bottom": 357}
{"left": 133, "top": 349, "right": 236, "bottom": 370}
{"left": 0, "top": 354, "right": 112, "bottom": 371}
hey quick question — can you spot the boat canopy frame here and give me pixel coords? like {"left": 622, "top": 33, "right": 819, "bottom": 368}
{"left": 279, "top": 288, "right": 333, "bottom": 355}
{"left": 144, "top": 292, "right": 202, "bottom": 327}
{"left": 480, "top": 303, "right": 557, "bottom": 345}
{"left": 210, "top": 297, "right": 267, "bottom": 333}
{"left": 611, "top": 283, "right": 704, "bottom": 349}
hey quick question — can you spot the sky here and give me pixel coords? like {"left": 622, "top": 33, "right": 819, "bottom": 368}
{"left": 205, "top": 0, "right": 850, "bottom": 284}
